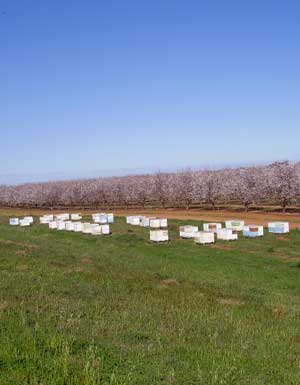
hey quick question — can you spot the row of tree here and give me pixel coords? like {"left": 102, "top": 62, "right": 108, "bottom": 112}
{"left": 0, "top": 161, "right": 299, "bottom": 212}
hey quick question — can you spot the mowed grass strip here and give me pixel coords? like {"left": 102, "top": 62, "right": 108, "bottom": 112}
{"left": 0, "top": 215, "right": 300, "bottom": 384}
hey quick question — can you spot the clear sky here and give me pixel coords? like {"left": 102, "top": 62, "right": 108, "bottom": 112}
{"left": 1, "top": 0, "right": 300, "bottom": 184}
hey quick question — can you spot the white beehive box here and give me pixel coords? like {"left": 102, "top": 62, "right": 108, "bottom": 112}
{"left": 150, "top": 230, "right": 169, "bottom": 242}
{"left": 39, "top": 215, "right": 53, "bottom": 224}
{"left": 92, "top": 213, "right": 101, "bottom": 220}
{"left": 19, "top": 219, "right": 31, "bottom": 227}
{"left": 9, "top": 218, "right": 19, "bottom": 226}
{"left": 127, "top": 216, "right": 142, "bottom": 225}
{"left": 90, "top": 225, "right": 102, "bottom": 235}
{"left": 217, "top": 229, "right": 238, "bottom": 241}
{"left": 71, "top": 213, "right": 82, "bottom": 221}
{"left": 92, "top": 215, "right": 101, "bottom": 223}
{"left": 107, "top": 213, "right": 114, "bottom": 223}
{"left": 73, "top": 222, "right": 83, "bottom": 232}
{"left": 55, "top": 213, "right": 70, "bottom": 221}
{"left": 65, "top": 222, "right": 75, "bottom": 231}
{"left": 150, "top": 218, "right": 161, "bottom": 228}
{"left": 268, "top": 222, "right": 289, "bottom": 234}
{"left": 140, "top": 217, "right": 155, "bottom": 227}
{"left": 82, "top": 223, "right": 92, "bottom": 234}
{"left": 23, "top": 216, "right": 34, "bottom": 224}
{"left": 100, "top": 224, "right": 110, "bottom": 235}
{"left": 39, "top": 217, "right": 48, "bottom": 224}
{"left": 160, "top": 219, "right": 168, "bottom": 228}
{"left": 93, "top": 214, "right": 107, "bottom": 223}
{"left": 243, "top": 225, "right": 264, "bottom": 238}
{"left": 139, "top": 216, "right": 148, "bottom": 227}
{"left": 99, "top": 214, "right": 108, "bottom": 224}
{"left": 49, "top": 221, "right": 58, "bottom": 229}
{"left": 203, "top": 223, "right": 222, "bottom": 233}
{"left": 126, "top": 216, "right": 133, "bottom": 224}
{"left": 179, "top": 225, "right": 199, "bottom": 238}
{"left": 57, "top": 221, "right": 66, "bottom": 230}
{"left": 225, "top": 220, "right": 245, "bottom": 231}
{"left": 194, "top": 231, "right": 215, "bottom": 245}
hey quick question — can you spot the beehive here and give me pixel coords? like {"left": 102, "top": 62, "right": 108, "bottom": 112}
{"left": 23, "top": 216, "right": 34, "bottom": 224}
{"left": 194, "top": 231, "right": 215, "bottom": 244}
{"left": 127, "top": 216, "right": 142, "bottom": 225}
{"left": 90, "top": 224, "right": 102, "bottom": 235}
{"left": 39, "top": 217, "right": 49, "bottom": 224}
{"left": 65, "top": 222, "right": 75, "bottom": 231}
{"left": 149, "top": 218, "right": 160, "bottom": 228}
{"left": 82, "top": 223, "right": 93, "bottom": 234}
{"left": 225, "top": 220, "right": 245, "bottom": 231}
{"left": 160, "top": 219, "right": 168, "bottom": 228}
{"left": 140, "top": 216, "right": 149, "bottom": 227}
{"left": 71, "top": 213, "right": 82, "bottom": 221}
{"left": 19, "top": 219, "right": 31, "bottom": 227}
{"left": 243, "top": 225, "right": 264, "bottom": 238}
{"left": 55, "top": 213, "right": 70, "bottom": 221}
{"left": 179, "top": 225, "right": 199, "bottom": 238}
{"left": 57, "top": 221, "right": 66, "bottom": 230}
{"left": 73, "top": 222, "right": 83, "bottom": 232}
{"left": 100, "top": 224, "right": 110, "bottom": 235}
{"left": 268, "top": 222, "right": 289, "bottom": 234}
{"left": 203, "top": 223, "right": 222, "bottom": 233}
{"left": 217, "top": 229, "right": 238, "bottom": 241}
{"left": 9, "top": 218, "right": 19, "bottom": 226}
{"left": 107, "top": 214, "right": 114, "bottom": 223}
{"left": 150, "top": 230, "right": 169, "bottom": 242}
{"left": 93, "top": 213, "right": 108, "bottom": 224}
{"left": 40, "top": 215, "right": 53, "bottom": 224}
{"left": 49, "top": 221, "right": 58, "bottom": 229}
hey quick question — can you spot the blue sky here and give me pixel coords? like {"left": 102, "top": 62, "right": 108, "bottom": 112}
{"left": 1, "top": 0, "right": 300, "bottom": 184}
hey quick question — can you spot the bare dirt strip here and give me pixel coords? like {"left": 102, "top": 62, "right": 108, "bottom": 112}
{"left": 1, "top": 208, "right": 300, "bottom": 229}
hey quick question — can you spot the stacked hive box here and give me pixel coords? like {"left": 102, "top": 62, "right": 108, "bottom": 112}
{"left": 203, "top": 223, "right": 222, "bottom": 233}
{"left": 243, "top": 225, "right": 264, "bottom": 238}
{"left": 225, "top": 220, "right": 245, "bottom": 231}
{"left": 9, "top": 218, "right": 19, "bottom": 226}
{"left": 40, "top": 215, "right": 54, "bottom": 224}
{"left": 19, "top": 219, "right": 31, "bottom": 227}
{"left": 49, "top": 221, "right": 58, "bottom": 229}
{"left": 150, "top": 218, "right": 168, "bottom": 228}
{"left": 150, "top": 218, "right": 168, "bottom": 242}
{"left": 217, "top": 228, "right": 238, "bottom": 241}
{"left": 71, "top": 213, "right": 82, "bottom": 221}
{"left": 74, "top": 222, "right": 83, "bottom": 232}
{"left": 55, "top": 214, "right": 70, "bottom": 221}
{"left": 100, "top": 224, "right": 110, "bottom": 235}
{"left": 179, "top": 225, "right": 199, "bottom": 239}
{"left": 126, "top": 216, "right": 143, "bottom": 225}
{"left": 194, "top": 231, "right": 215, "bottom": 245}
{"left": 150, "top": 230, "right": 169, "bottom": 242}
{"left": 107, "top": 214, "right": 114, "bottom": 223}
{"left": 57, "top": 221, "right": 66, "bottom": 230}
{"left": 268, "top": 222, "right": 289, "bottom": 234}
{"left": 65, "top": 222, "right": 75, "bottom": 231}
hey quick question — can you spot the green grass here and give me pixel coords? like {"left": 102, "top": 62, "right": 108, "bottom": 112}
{"left": 0, "top": 215, "right": 300, "bottom": 384}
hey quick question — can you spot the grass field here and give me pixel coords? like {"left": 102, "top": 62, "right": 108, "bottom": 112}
{"left": 1, "top": 213, "right": 300, "bottom": 384}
